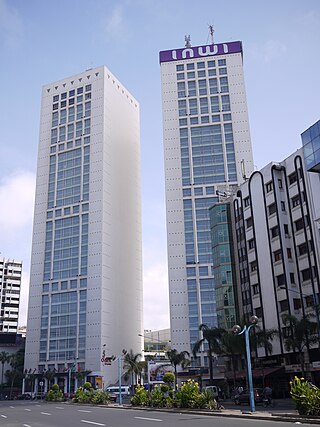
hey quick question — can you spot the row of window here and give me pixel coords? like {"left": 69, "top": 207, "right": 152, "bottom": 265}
{"left": 176, "top": 59, "right": 226, "bottom": 72}
{"left": 52, "top": 101, "right": 91, "bottom": 127}
{"left": 53, "top": 85, "right": 91, "bottom": 102}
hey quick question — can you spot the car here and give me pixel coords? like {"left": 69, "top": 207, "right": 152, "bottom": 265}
{"left": 107, "top": 392, "right": 117, "bottom": 403}
{"left": 234, "top": 388, "right": 264, "bottom": 405}
{"left": 17, "top": 393, "right": 32, "bottom": 400}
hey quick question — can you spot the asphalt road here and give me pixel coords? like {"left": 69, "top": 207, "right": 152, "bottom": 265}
{"left": 0, "top": 400, "right": 311, "bottom": 427}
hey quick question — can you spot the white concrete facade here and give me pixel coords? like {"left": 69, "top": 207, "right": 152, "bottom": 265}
{"left": 234, "top": 147, "right": 320, "bottom": 358}
{"left": 0, "top": 258, "right": 22, "bottom": 333}
{"left": 160, "top": 41, "right": 254, "bottom": 354}
{"left": 25, "top": 66, "right": 143, "bottom": 387}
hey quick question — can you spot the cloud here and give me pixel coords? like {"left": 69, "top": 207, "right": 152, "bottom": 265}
{"left": 101, "top": 4, "right": 126, "bottom": 42}
{"left": 0, "top": 0, "right": 24, "bottom": 48}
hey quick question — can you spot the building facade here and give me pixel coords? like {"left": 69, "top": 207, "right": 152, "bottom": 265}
{"left": 24, "top": 67, "right": 143, "bottom": 392}
{"left": 0, "top": 258, "right": 22, "bottom": 333}
{"left": 231, "top": 138, "right": 320, "bottom": 386}
{"left": 160, "top": 40, "right": 254, "bottom": 356}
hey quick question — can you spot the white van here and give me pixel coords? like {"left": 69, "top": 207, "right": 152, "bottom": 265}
{"left": 204, "top": 385, "right": 220, "bottom": 398}
{"left": 106, "top": 386, "right": 130, "bottom": 396}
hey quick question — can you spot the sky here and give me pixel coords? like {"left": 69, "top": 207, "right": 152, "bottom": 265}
{"left": 1, "top": 0, "right": 320, "bottom": 331}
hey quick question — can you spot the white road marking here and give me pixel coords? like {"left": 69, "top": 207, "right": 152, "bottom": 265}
{"left": 36, "top": 404, "right": 41, "bottom": 407}
{"left": 10, "top": 406, "right": 14, "bottom": 408}
{"left": 78, "top": 409, "right": 92, "bottom": 413}
{"left": 1, "top": 414, "right": 7, "bottom": 418}
{"left": 134, "top": 416, "right": 163, "bottom": 422}
{"left": 24, "top": 408, "right": 31, "bottom": 411}
{"left": 41, "top": 412, "right": 51, "bottom": 415}
{"left": 55, "top": 406, "right": 64, "bottom": 409}
{"left": 23, "top": 424, "right": 32, "bottom": 427}
{"left": 81, "top": 420, "right": 106, "bottom": 426}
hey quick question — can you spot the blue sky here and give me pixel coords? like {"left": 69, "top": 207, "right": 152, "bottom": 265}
{"left": 1, "top": 0, "right": 320, "bottom": 330}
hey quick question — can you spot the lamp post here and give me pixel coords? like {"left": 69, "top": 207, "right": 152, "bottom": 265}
{"left": 232, "top": 315, "right": 259, "bottom": 413}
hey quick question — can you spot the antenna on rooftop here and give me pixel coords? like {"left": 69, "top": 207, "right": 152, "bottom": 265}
{"left": 185, "top": 35, "right": 191, "bottom": 48}
{"left": 208, "top": 24, "right": 215, "bottom": 44}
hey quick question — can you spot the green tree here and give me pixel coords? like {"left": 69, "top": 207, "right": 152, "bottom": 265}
{"left": 166, "top": 349, "right": 190, "bottom": 388}
{"left": 217, "top": 331, "right": 245, "bottom": 388}
{"left": 192, "top": 324, "right": 225, "bottom": 385}
{"left": 123, "top": 349, "right": 142, "bottom": 387}
{"left": 0, "top": 351, "right": 10, "bottom": 386}
{"left": 6, "top": 349, "right": 25, "bottom": 398}
{"left": 282, "top": 314, "right": 318, "bottom": 377}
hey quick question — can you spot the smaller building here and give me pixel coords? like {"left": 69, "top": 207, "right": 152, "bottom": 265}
{"left": 0, "top": 258, "right": 22, "bottom": 333}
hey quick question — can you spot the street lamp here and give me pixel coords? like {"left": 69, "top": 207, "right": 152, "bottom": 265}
{"left": 232, "top": 315, "right": 259, "bottom": 413}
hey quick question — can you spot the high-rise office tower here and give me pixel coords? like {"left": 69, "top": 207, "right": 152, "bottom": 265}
{"left": 24, "top": 66, "right": 143, "bottom": 392}
{"left": 160, "top": 39, "right": 254, "bottom": 355}
{"left": 0, "top": 258, "right": 22, "bottom": 333}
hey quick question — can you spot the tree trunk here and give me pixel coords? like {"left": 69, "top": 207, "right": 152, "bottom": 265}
{"left": 208, "top": 351, "right": 214, "bottom": 385}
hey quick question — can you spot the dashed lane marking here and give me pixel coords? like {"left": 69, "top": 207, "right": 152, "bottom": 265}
{"left": 81, "top": 420, "right": 106, "bottom": 426}
{"left": 134, "top": 416, "right": 163, "bottom": 422}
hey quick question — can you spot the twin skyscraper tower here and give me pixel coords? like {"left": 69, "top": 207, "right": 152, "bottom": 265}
{"left": 25, "top": 39, "right": 253, "bottom": 389}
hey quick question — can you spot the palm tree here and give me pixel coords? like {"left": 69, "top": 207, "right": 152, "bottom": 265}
{"left": 192, "top": 324, "right": 225, "bottom": 385}
{"left": 0, "top": 351, "right": 10, "bottom": 386}
{"left": 217, "top": 331, "right": 245, "bottom": 389}
{"left": 7, "top": 350, "right": 24, "bottom": 398}
{"left": 166, "top": 349, "right": 190, "bottom": 380}
{"left": 123, "top": 349, "right": 142, "bottom": 387}
{"left": 282, "top": 314, "right": 318, "bottom": 377}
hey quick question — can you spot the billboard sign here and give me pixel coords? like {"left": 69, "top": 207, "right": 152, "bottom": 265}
{"left": 159, "top": 41, "right": 242, "bottom": 63}
{"left": 148, "top": 361, "right": 173, "bottom": 384}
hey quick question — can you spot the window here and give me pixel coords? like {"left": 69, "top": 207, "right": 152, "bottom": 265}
{"left": 176, "top": 64, "right": 184, "bottom": 71}
{"left": 61, "top": 100, "right": 67, "bottom": 108}
{"left": 290, "top": 273, "right": 295, "bottom": 284}
{"left": 218, "top": 59, "right": 226, "bottom": 66}
{"left": 289, "top": 172, "right": 297, "bottom": 185}
{"left": 274, "top": 250, "right": 282, "bottom": 262}
{"left": 301, "top": 268, "right": 312, "bottom": 281}
{"left": 183, "top": 188, "right": 191, "bottom": 197}
{"left": 280, "top": 299, "right": 289, "bottom": 312}
{"left": 198, "top": 70, "right": 206, "bottom": 77}
{"left": 295, "top": 218, "right": 304, "bottom": 232}
{"left": 246, "top": 217, "right": 253, "bottom": 228}
{"left": 287, "top": 248, "right": 292, "bottom": 259}
{"left": 266, "top": 181, "right": 273, "bottom": 193}
{"left": 221, "top": 94, "right": 230, "bottom": 111}
{"left": 250, "top": 261, "right": 257, "bottom": 272}
{"left": 77, "top": 87, "right": 83, "bottom": 94}
{"left": 177, "top": 73, "right": 185, "bottom": 80}
{"left": 298, "top": 242, "right": 308, "bottom": 256}
{"left": 187, "top": 267, "right": 196, "bottom": 277}
{"left": 284, "top": 224, "right": 289, "bottom": 236}
{"left": 268, "top": 203, "right": 276, "bottom": 215}
{"left": 197, "top": 61, "right": 205, "bottom": 69}
{"left": 207, "top": 60, "right": 215, "bottom": 68}
{"left": 61, "top": 92, "right": 67, "bottom": 100}
{"left": 293, "top": 298, "right": 302, "bottom": 310}
{"left": 248, "top": 239, "right": 255, "bottom": 250}
{"left": 255, "top": 307, "right": 262, "bottom": 318}
{"left": 194, "top": 188, "right": 203, "bottom": 196}
{"left": 179, "top": 118, "right": 187, "bottom": 126}
{"left": 281, "top": 201, "right": 286, "bottom": 211}
{"left": 244, "top": 197, "right": 250, "bottom": 207}
{"left": 278, "top": 179, "right": 283, "bottom": 189}
{"left": 252, "top": 284, "right": 259, "bottom": 295}
{"left": 187, "top": 63, "right": 194, "bottom": 70}
{"left": 219, "top": 67, "right": 227, "bottom": 75}
{"left": 85, "top": 84, "right": 91, "bottom": 92}
{"left": 69, "top": 90, "right": 75, "bottom": 97}
{"left": 291, "top": 195, "right": 300, "bottom": 208}
{"left": 276, "top": 274, "right": 285, "bottom": 287}
{"left": 187, "top": 71, "right": 195, "bottom": 79}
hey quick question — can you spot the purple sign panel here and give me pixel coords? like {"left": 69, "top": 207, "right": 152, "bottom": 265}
{"left": 159, "top": 41, "right": 242, "bottom": 63}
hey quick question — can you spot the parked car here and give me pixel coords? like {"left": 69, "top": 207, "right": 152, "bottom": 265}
{"left": 17, "top": 393, "right": 32, "bottom": 400}
{"left": 234, "top": 388, "right": 264, "bottom": 405}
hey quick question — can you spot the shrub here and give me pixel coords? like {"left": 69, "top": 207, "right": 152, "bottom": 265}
{"left": 175, "top": 379, "right": 202, "bottom": 408}
{"left": 73, "top": 386, "right": 109, "bottom": 405}
{"left": 290, "top": 376, "right": 320, "bottom": 416}
{"left": 83, "top": 381, "right": 93, "bottom": 390}
{"left": 163, "top": 372, "right": 175, "bottom": 387}
{"left": 45, "top": 384, "right": 63, "bottom": 402}
{"left": 131, "top": 385, "right": 150, "bottom": 406}
{"left": 151, "top": 385, "right": 166, "bottom": 407}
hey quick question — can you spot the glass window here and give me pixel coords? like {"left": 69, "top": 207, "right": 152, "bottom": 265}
{"left": 187, "top": 63, "right": 194, "bottom": 70}
{"left": 42, "top": 284, "right": 49, "bottom": 292}
{"left": 190, "top": 117, "right": 198, "bottom": 124}
{"left": 77, "top": 87, "right": 83, "bottom": 94}
{"left": 53, "top": 95, "right": 59, "bottom": 102}
{"left": 187, "top": 267, "right": 196, "bottom": 277}
{"left": 53, "top": 103, "right": 59, "bottom": 111}
{"left": 179, "top": 118, "right": 187, "bottom": 126}
{"left": 61, "top": 100, "right": 67, "bottom": 108}
{"left": 223, "top": 113, "right": 231, "bottom": 121}
{"left": 177, "top": 73, "right": 184, "bottom": 80}
{"left": 207, "top": 60, "right": 215, "bottom": 68}
{"left": 77, "top": 95, "right": 83, "bottom": 103}
{"left": 188, "top": 80, "right": 196, "bottom": 96}
{"left": 187, "top": 71, "right": 195, "bottom": 79}
{"left": 85, "top": 84, "right": 91, "bottom": 92}
{"left": 69, "top": 90, "right": 75, "bottom": 97}
{"left": 208, "top": 69, "right": 216, "bottom": 76}
{"left": 218, "top": 59, "right": 226, "bottom": 66}
{"left": 194, "top": 187, "right": 203, "bottom": 196}
{"left": 176, "top": 64, "right": 184, "bottom": 71}
{"left": 183, "top": 188, "right": 191, "bottom": 197}
{"left": 198, "top": 70, "right": 206, "bottom": 78}
{"left": 201, "top": 116, "right": 209, "bottom": 124}
{"left": 61, "top": 281, "right": 68, "bottom": 290}
{"left": 219, "top": 67, "right": 227, "bottom": 75}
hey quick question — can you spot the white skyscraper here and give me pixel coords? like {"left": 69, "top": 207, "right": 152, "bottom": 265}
{"left": 160, "top": 40, "right": 254, "bottom": 354}
{"left": 0, "top": 258, "right": 22, "bottom": 333}
{"left": 24, "top": 66, "right": 143, "bottom": 392}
